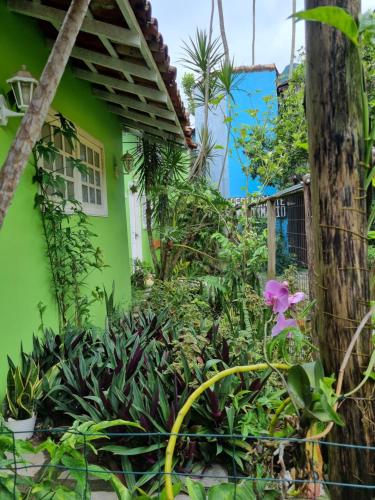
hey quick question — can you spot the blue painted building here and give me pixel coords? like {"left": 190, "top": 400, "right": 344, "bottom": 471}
{"left": 195, "top": 64, "right": 278, "bottom": 199}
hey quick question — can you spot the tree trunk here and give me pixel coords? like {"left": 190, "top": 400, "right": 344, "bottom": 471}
{"left": 217, "top": 0, "right": 229, "bottom": 64}
{"left": 145, "top": 198, "right": 160, "bottom": 276}
{"left": 305, "top": 0, "right": 374, "bottom": 497}
{"left": 251, "top": 0, "right": 256, "bottom": 65}
{"left": 289, "top": 0, "right": 296, "bottom": 79}
{"left": 0, "top": 0, "right": 91, "bottom": 229}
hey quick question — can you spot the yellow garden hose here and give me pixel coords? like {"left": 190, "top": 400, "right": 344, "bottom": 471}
{"left": 164, "top": 363, "right": 290, "bottom": 500}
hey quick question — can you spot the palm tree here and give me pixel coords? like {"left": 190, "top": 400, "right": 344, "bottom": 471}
{"left": 252, "top": 0, "right": 256, "bottom": 65}
{"left": 217, "top": 0, "right": 229, "bottom": 64}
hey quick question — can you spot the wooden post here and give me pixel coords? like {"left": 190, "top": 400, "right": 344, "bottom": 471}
{"left": 303, "top": 174, "right": 314, "bottom": 301}
{"left": 305, "top": 0, "right": 374, "bottom": 496}
{"left": 0, "top": 0, "right": 91, "bottom": 229}
{"left": 267, "top": 199, "right": 276, "bottom": 279}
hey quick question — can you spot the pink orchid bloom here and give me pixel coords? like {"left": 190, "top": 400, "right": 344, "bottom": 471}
{"left": 272, "top": 313, "right": 298, "bottom": 337}
{"left": 264, "top": 280, "right": 290, "bottom": 313}
{"left": 289, "top": 291, "right": 306, "bottom": 306}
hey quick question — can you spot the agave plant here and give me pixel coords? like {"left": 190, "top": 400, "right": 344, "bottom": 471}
{"left": 3, "top": 351, "right": 42, "bottom": 420}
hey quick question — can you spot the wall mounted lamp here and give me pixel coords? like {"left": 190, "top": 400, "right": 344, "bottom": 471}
{"left": 0, "top": 66, "right": 38, "bottom": 126}
{"left": 121, "top": 152, "right": 134, "bottom": 174}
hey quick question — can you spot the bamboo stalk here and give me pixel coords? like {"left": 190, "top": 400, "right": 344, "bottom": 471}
{"left": 164, "top": 363, "right": 290, "bottom": 500}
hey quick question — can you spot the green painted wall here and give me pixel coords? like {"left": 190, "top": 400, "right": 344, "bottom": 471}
{"left": 0, "top": 1, "right": 132, "bottom": 390}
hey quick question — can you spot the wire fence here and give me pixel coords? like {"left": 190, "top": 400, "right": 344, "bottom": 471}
{"left": 1, "top": 428, "right": 374, "bottom": 499}
{"left": 249, "top": 184, "right": 310, "bottom": 297}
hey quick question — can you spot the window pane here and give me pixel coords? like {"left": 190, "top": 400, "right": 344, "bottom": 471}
{"left": 80, "top": 143, "right": 86, "bottom": 161}
{"left": 94, "top": 151, "right": 100, "bottom": 167}
{"left": 65, "top": 158, "right": 74, "bottom": 178}
{"left": 55, "top": 154, "right": 63, "bottom": 173}
{"left": 64, "top": 136, "right": 73, "bottom": 155}
{"left": 88, "top": 168, "right": 94, "bottom": 184}
{"left": 66, "top": 181, "right": 75, "bottom": 201}
{"left": 87, "top": 148, "right": 93, "bottom": 165}
{"left": 44, "top": 158, "right": 53, "bottom": 171}
{"left": 82, "top": 185, "right": 88, "bottom": 203}
{"left": 95, "top": 170, "right": 101, "bottom": 186}
{"left": 96, "top": 189, "right": 101, "bottom": 205}
{"left": 53, "top": 128, "right": 62, "bottom": 149}
{"left": 55, "top": 175, "right": 65, "bottom": 197}
{"left": 42, "top": 123, "right": 51, "bottom": 142}
{"left": 89, "top": 187, "right": 95, "bottom": 204}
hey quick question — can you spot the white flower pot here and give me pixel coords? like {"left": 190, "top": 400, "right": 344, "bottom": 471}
{"left": 5, "top": 414, "right": 36, "bottom": 440}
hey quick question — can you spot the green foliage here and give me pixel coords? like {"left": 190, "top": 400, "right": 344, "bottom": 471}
{"left": 236, "top": 62, "right": 308, "bottom": 189}
{"left": 180, "top": 29, "right": 223, "bottom": 77}
{"left": 293, "top": 6, "right": 359, "bottom": 46}
{"left": 131, "top": 259, "right": 153, "bottom": 289}
{"left": 287, "top": 361, "right": 344, "bottom": 427}
{"left": 33, "top": 113, "right": 106, "bottom": 330}
{"left": 0, "top": 420, "right": 132, "bottom": 499}
{"left": 3, "top": 350, "right": 42, "bottom": 420}
{"left": 182, "top": 72, "right": 196, "bottom": 115}
{"left": 185, "top": 477, "right": 279, "bottom": 500}
{"left": 140, "top": 278, "right": 212, "bottom": 330}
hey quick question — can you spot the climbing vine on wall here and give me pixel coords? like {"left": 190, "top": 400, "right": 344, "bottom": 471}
{"left": 32, "top": 113, "right": 105, "bottom": 331}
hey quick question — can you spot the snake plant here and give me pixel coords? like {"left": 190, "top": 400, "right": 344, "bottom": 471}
{"left": 3, "top": 350, "right": 42, "bottom": 420}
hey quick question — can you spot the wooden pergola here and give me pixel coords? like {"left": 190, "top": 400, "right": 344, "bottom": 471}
{"left": 8, "top": 0, "right": 193, "bottom": 146}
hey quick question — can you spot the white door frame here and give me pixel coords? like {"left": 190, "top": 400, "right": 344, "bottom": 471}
{"left": 129, "top": 188, "right": 143, "bottom": 265}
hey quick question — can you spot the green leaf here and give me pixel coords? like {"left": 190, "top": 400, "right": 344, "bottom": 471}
{"left": 185, "top": 478, "right": 206, "bottom": 500}
{"left": 225, "top": 406, "right": 235, "bottom": 435}
{"left": 293, "top": 7, "right": 359, "bottom": 46}
{"left": 101, "top": 443, "right": 165, "bottom": 456}
{"left": 287, "top": 365, "right": 312, "bottom": 409}
{"left": 208, "top": 483, "right": 238, "bottom": 500}
{"left": 159, "top": 482, "right": 182, "bottom": 500}
{"left": 109, "top": 475, "right": 132, "bottom": 500}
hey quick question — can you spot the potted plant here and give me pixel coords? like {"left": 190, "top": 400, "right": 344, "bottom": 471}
{"left": 2, "top": 351, "right": 42, "bottom": 439}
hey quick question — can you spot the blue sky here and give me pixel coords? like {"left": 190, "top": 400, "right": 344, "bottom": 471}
{"left": 152, "top": 0, "right": 375, "bottom": 100}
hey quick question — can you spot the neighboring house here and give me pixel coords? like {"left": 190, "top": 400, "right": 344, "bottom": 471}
{"left": 276, "top": 63, "right": 298, "bottom": 96}
{"left": 0, "top": 0, "right": 190, "bottom": 387}
{"left": 195, "top": 64, "right": 278, "bottom": 199}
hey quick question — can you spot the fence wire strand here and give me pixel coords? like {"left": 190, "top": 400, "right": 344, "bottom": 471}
{"left": 1, "top": 427, "right": 374, "bottom": 499}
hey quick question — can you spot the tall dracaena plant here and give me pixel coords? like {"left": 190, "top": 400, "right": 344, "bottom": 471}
{"left": 217, "top": 60, "right": 240, "bottom": 190}
{"left": 132, "top": 136, "right": 189, "bottom": 280}
{"left": 181, "top": 3, "right": 223, "bottom": 179}
{"left": 32, "top": 114, "right": 105, "bottom": 331}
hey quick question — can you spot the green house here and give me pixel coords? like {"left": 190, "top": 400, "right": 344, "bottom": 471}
{"left": 0, "top": 0, "right": 191, "bottom": 388}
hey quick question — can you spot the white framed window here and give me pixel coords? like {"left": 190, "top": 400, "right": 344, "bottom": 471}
{"left": 40, "top": 113, "right": 108, "bottom": 217}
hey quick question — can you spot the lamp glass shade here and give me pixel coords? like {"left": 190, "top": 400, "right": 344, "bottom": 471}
{"left": 7, "top": 66, "right": 38, "bottom": 112}
{"left": 122, "top": 152, "right": 134, "bottom": 173}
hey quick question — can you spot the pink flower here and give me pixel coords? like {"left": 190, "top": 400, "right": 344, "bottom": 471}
{"left": 264, "top": 280, "right": 290, "bottom": 313}
{"left": 271, "top": 313, "right": 298, "bottom": 337}
{"left": 289, "top": 292, "right": 305, "bottom": 306}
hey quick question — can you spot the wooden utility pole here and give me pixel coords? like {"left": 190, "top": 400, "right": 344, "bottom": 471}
{"left": 289, "top": 0, "right": 297, "bottom": 79}
{"left": 305, "top": 0, "right": 374, "bottom": 497}
{"left": 0, "top": 0, "right": 91, "bottom": 229}
{"left": 267, "top": 199, "right": 276, "bottom": 279}
{"left": 303, "top": 174, "right": 315, "bottom": 301}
